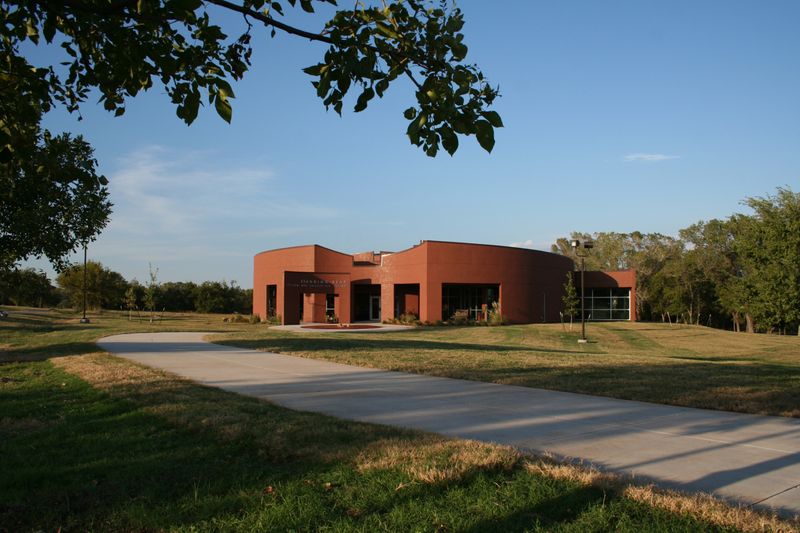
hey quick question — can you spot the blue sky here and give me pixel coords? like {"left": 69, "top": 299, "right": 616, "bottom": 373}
{"left": 24, "top": 1, "right": 800, "bottom": 288}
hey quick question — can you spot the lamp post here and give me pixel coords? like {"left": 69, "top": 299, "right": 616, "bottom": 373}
{"left": 79, "top": 241, "right": 90, "bottom": 324}
{"left": 570, "top": 238, "right": 593, "bottom": 343}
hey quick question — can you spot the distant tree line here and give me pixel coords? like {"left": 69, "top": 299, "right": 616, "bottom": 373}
{"left": 0, "top": 261, "right": 252, "bottom": 315}
{"left": 553, "top": 187, "right": 799, "bottom": 334}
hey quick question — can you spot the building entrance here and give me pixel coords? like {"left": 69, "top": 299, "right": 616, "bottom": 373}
{"left": 369, "top": 295, "right": 381, "bottom": 321}
{"left": 353, "top": 284, "right": 381, "bottom": 321}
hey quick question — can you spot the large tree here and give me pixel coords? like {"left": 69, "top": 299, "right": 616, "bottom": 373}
{"left": 733, "top": 188, "right": 800, "bottom": 333}
{"left": 57, "top": 260, "right": 128, "bottom": 310}
{"left": 2, "top": 0, "right": 501, "bottom": 158}
{"left": 551, "top": 231, "right": 682, "bottom": 320}
{"left": 0, "top": 267, "right": 59, "bottom": 307}
{"left": 0, "top": 130, "right": 112, "bottom": 270}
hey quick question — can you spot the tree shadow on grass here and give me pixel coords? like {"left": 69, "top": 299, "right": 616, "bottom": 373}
{"left": 0, "top": 342, "right": 105, "bottom": 363}
{"left": 218, "top": 335, "right": 799, "bottom": 417}
{"left": 0, "top": 359, "right": 736, "bottom": 532}
{"left": 216, "top": 336, "right": 589, "bottom": 356}
{"left": 454, "top": 360, "right": 800, "bottom": 417}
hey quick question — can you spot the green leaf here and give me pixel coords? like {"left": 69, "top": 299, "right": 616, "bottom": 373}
{"left": 403, "top": 107, "right": 417, "bottom": 120}
{"left": 354, "top": 88, "right": 374, "bottom": 113}
{"left": 446, "top": 16, "right": 464, "bottom": 34}
{"left": 26, "top": 19, "right": 38, "bottom": 43}
{"left": 214, "top": 95, "right": 232, "bottom": 123}
{"left": 43, "top": 15, "right": 55, "bottom": 42}
{"left": 440, "top": 127, "right": 458, "bottom": 156}
{"left": 481, "top": 110, "right": 503, "bottom": 128}
{"left": 375, "top": 22, "right": 400, "bottom": 40}
{"left": 451, "top": 42, "right": 468, "bottom": 61}
{"left": 216, "top": 78, "right": 235, "bottom": 99}
{"left": 302, "top": 64, "right": 324, "bottom": 76}
{"left": 474, "top": 119, "right": 495, "bottom": 152}
{"left": 375, "top": 78, "right": 389, "bottom": 97}
{"left": 337, "top": 76, "right": 351, "bottom": 95}
{"left": 406, "top": 112, "right": 427, "bottom": 144}
{"left": 184, "top": 98, "right": 199, "bottom": 124}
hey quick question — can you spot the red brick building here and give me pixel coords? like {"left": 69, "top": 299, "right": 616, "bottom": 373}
{"left": 253, "top": 240, "right": 636, "bottom": 325}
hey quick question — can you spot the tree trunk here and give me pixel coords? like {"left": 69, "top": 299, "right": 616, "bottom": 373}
{"left": 745, "top": 313, "right": 754, "bottom": 333}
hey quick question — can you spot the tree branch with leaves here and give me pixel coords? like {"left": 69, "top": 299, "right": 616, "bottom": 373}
{"left": 3, "top": 0, "right": 502, "bottom": 157}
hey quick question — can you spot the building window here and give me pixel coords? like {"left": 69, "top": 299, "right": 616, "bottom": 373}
{"left": 442, "top": 284, "right": 499, "bottom": 321}
{"left": 584, "top": 288, "right": 630, "bottom": 320}
{"left": 326, "top": 293, "right": 336, "bottom": 321}
{"left": 266, "top": 285, "right": 277, "bottom": 318}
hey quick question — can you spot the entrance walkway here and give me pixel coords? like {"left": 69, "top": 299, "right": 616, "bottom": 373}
{"left": 97, "top": 332, "right": 800, "bottom": 518}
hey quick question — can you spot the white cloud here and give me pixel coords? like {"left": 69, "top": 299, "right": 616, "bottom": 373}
{"left": 623, "top": 153, "right": 680, "bottom": 162}
{"left": 76, "top": 145, "right": 343, "bottom": 285}
{"left": 105, "top": 145, "right": 340, "bottom": 236}
{"left": 107, "top": 145, "right": 283, "bottom": 236}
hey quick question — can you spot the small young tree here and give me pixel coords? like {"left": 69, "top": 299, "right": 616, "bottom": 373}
{"left": 124, "top": 281, "right": 139, "bottom": 321}
{"left": 144, "top": 264, "right": 159, "bottom": 323}
{"left": 562, "top": 272, "right": 579, "bottom": 331}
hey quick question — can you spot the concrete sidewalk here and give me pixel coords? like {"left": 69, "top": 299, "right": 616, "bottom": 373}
{"left": 97, "top": 332, "right": 800, "bottom": 518}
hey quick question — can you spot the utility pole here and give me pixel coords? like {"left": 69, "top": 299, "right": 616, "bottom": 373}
{"left": 570, "top": 239, "right": 593, "bottom": 343}
{"left": 79, "top": 242, "right": 90, "bottom": 324}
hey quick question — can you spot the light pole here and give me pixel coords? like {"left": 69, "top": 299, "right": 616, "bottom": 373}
{"left": 79, "top": 241, "right": 90, "bottom": 324}
{"left": 570, "top": 239, "right": 593, "bottom": 343}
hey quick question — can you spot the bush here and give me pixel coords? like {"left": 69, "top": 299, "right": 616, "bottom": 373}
{"left": 397, "top": 312, "right": 420, "bottom": 325}
{"left": 488, "top": 301, "right": 506, "bottom": 326}
{"left": 223, "top": 312, "right": 249, "bottom": 323}
{"left": 249, "top": 313, "right": 261, "bottom": 324}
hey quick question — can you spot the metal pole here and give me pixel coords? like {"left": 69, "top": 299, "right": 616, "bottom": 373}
{"left": 580, "top": 256, "right": 586, "bottom": 342}
{"left": 80, "top": 243, "right": 90, "bottom": 323}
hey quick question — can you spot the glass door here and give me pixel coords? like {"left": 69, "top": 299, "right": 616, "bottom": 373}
{"left": 369, "top": 295, "right": 381, "bottom": 321}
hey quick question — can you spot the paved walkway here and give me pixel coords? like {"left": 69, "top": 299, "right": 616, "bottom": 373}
{"left": 97, "top": 332, "right": 800, "bottom": 518}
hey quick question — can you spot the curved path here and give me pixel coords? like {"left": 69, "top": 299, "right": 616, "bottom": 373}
{"left": 98, "top": 332, "right": 800, "bottom": 518}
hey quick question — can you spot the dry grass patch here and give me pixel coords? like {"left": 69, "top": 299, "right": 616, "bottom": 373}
{"left": 356, "top": 436, "right": 521, "bottom": 484}
{"left": 524, "top": 456, "right": 798, "bottom": 533}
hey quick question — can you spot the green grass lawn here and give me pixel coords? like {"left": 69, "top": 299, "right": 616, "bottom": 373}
{"left": 0, "top": 306, "right": 795, "bottom": 531}
{"left": 214, "top": 321, "right": 800, "bottom": 418}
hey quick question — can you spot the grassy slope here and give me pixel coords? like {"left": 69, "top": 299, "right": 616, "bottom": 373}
{"left": 0, "top": 307, "right": 256, "bottom": 363}
{"left": 215, "top": 322, "right": 800, "bottom": 417}
{"left": 0, "top": 307, "right": 795, "bottom": 531}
